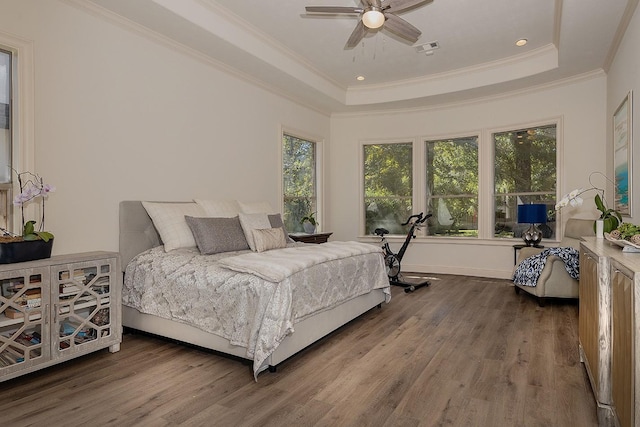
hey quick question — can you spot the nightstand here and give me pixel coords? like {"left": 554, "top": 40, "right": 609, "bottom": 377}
{"left": 289, "top": 232, "right": 333, "bottom": 244}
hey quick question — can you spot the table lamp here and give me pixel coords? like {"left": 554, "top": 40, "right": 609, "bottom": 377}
{"left": 517, "top": 204, "right": 547, "bottom": 246}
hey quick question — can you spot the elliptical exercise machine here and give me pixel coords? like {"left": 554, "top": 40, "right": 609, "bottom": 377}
{"left": 374, "top": 212, "right": 432, "bottom": 293}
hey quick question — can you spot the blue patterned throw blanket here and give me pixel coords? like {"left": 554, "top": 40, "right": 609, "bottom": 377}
{"left": 513, "top": 247, "right": 580, "bottom": 287}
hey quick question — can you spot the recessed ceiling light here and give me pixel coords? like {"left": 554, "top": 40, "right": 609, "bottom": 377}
{"left": 515, "top": 38, "right": 528, "bottom": 47}
{"left": 356, "top": 75, "right": 365, "bottom": 81}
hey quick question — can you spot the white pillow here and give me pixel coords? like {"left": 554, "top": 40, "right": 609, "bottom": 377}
{"left": 239, "top": 200, "right": 274, "bottom": 214}
{"left": 194, "top": 199, "right": 240, "bottom": 217}
{"left": 141, "top": 201, "right": 205, "bottom": 252}
{"left": 238, "top": 212, "right": 272, "bottom": 251}
{"left": 252, "top": 227, "right": 288, "bottom": 252}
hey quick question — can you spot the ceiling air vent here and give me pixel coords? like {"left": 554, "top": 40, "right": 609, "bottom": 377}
{"left": 415, "top": 41, "right": 440, "bottom": 55}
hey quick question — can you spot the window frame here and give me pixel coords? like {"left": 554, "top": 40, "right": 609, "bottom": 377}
{"left": 424, "top": 133, "right": 480, "bottom": 238}
{"left": 487, "top": 118, "right": 562, "bottom": 241}
{"left": 0, "top": 33, "right": 35, "bottom": 235}
{"left": 280, "top": 127, "right": 324, "bottom": 233}
{"left": 358, "top": 118, "right": 562, "bottom": 242}
{"left": 0, "top": 48, "right": 13, "bottom": 231}
{"left": 359, "top": 138, "right": 416, "bottom": 236}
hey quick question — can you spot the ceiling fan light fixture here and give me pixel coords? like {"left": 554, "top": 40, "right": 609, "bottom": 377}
{"left": 362, "top": 8, "right": 385, "bottom": 29}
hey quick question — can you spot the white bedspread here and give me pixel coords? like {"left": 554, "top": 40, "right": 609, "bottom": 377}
{"left": 218, "top": 241, "right": 383, "bottom": 282}
{"left": 123, "top": 243, "right": 390, "bottom": 379}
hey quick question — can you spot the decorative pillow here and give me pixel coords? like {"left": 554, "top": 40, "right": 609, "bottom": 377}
{"left": 252, "top": 227, "right": 288, "bottom": 253}
{"left": 141, "top": 201, "right": 205, "bottom": 252}
{"left": 185, "top": 216, "right": 249, "bottom": 254}
{"left": 238, "top": 212, "right": 272, "bottom": 251}
{"left": 239, "top": 200, "right": 274, "bottom": 214}
{"left": 194, "top": 199, "right": 240, "bottom": 218}
{"left": 268, "top": 213, "right": 294, "bottom": 243}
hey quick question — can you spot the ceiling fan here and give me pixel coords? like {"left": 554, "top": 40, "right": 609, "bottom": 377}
{"left": 305, "top": 0, "right": 432, "bottom": 49}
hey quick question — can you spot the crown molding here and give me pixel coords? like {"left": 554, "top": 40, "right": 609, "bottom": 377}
{"left": 553, "top": 0, "right": 563, "bottom": 47}
{"left": 55, "top": 0, "right": 614, "bottom": 116}
{"left": 61, "top": 0, "right": 334, "bottom": 117}
{"left": 150, "top": 0, "right": 345, "bottom": 101}
{"left": 345, "top": 44, "right": 559, "bottom": 105}
{"left": 603, "top": 0, "right": 640, "bottom": 72}
{"left": 195, "top": 0, "right": 344, "bottom": 90}
{"left": 333, "top": 69, "right": 606, "bottom": 118}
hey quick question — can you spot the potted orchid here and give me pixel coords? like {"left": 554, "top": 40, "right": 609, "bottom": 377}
{"left": 555, "top": 172, "right": 622, "bottom": 233}
{"left": 0, "top": 170, "right": 55, "bottom": 263}
{"left": 300, "top": 211, "right": 318, "bottom": 234}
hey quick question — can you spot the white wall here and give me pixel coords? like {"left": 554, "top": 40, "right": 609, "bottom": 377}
{"left": 0, "top": 0, "right": 330, "bottom": 255}
{"left": 329, "top": 76, "right": 608, "bottom": 278}
{"left": 0, "top": 0, "right": 619, "bottom": 280}
{"left": 607, "top": 5, "right": 640, "bottom": 223}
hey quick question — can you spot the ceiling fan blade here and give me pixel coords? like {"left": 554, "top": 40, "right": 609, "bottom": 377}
{"left": 385, "top": 0, "right": 432, "bottom": 14}
{"left": 383, "top": 13, "right": 421, "bottom": 43}
{"left": 345, "top": 20, "right": 367, "bottom": 49}
{"left": 305, "top": 6, "right": 362, "bottom": 14}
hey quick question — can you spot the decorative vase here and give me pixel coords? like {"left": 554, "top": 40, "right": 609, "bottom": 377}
{"left": 303, "top": 222, "right": 316, "bottom": 234}
{"left": 0, "top": 239, "right": 53, "bottom": 264}
{"left": 595, "top": 219, "right": 604, "bottom": 238}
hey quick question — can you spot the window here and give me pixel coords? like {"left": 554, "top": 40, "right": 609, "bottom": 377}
{"left": 493, "top": 124, "right": 557, "bottom": 240}
{"left": 363, "top": 142, "right": 412, "bottom": 235}
{"left": 425, "top": 136, "right": 478, "bottom": 237}
{"left": 0, "top": 49, "right": 11, "bottom": 232}
{"left": 361, "top": 123, "right": 558, "bottom": 241}
{"left": 282, "top": 133, "right": 317, "bottom": 233}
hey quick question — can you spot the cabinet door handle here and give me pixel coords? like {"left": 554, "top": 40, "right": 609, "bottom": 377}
{"left": 53, "top": 304, "right": 57, "bottom": 323}
{"left": 45, "top": 304, "right": 49, "bottom": 324}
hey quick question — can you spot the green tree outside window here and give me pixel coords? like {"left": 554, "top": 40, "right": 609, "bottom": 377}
{"left": 363, "top": 142, "right": 413, "bottom": 235}
{"left": 283, "top": 134, "right": 316, "bottom": 233}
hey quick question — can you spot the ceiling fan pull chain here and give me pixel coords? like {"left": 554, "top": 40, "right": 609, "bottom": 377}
{"left": 374, "top": 35, "right": 377, "bottom": 60}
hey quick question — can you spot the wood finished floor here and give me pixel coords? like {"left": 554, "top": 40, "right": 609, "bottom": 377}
{"left": 0, "top": 274, "right": 598, "bottom": 426}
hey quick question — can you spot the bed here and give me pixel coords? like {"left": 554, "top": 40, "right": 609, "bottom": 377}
{"left": 119, "top": 200, "right": 390, "bottom": 378}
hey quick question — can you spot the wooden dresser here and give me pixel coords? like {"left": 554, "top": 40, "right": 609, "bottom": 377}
{"left": 579, "top": 237, "right": 640, "bottom": 427}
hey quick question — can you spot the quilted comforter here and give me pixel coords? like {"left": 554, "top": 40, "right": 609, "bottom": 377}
{"left": 123, "top": 243, "right": 390, "bottom": 378}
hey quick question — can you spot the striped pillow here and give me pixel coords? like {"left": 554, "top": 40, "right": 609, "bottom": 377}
{"left": 252, "top": 228, "right": 288, "bottom": 253}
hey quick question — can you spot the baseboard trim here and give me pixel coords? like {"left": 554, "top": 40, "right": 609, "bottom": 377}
{"left": 401, "top": 263, "right": 513, "bottom": 280}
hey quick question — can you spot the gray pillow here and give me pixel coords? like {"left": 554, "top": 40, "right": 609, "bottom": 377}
{"left": 268, "top": 213, "right": 294, "bottom": 243}
{"left": 185, "top": 216, "right": 249, "bottom": 254}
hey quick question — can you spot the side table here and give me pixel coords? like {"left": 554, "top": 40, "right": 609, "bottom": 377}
{"left": 513, "top": 244, "right": 544, "bottom": 265}
{"left": 289, "top": 232, "right": 333, "bottom": 244}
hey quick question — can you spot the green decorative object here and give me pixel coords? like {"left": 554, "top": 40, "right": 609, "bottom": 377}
{"left": 594, "top": 193, "right": 622, "bottom": 233}
{"left": 300, "top": 212, "right": 318, "bottom": 234}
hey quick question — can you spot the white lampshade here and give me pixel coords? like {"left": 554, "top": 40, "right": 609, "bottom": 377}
{"left": 362, "top": 9, "right": 385, "bottom": 29}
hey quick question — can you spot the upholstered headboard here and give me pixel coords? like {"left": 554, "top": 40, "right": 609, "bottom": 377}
{"left": 119, "top": 201, "right": 163, "bottom": 272}
{"left": 119, "top": 199, "right": 278, "bottom": 272}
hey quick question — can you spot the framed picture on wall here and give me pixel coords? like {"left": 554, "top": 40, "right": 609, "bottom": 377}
{"left": 613, "top": 91, "right": 633, "bottom": 216}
